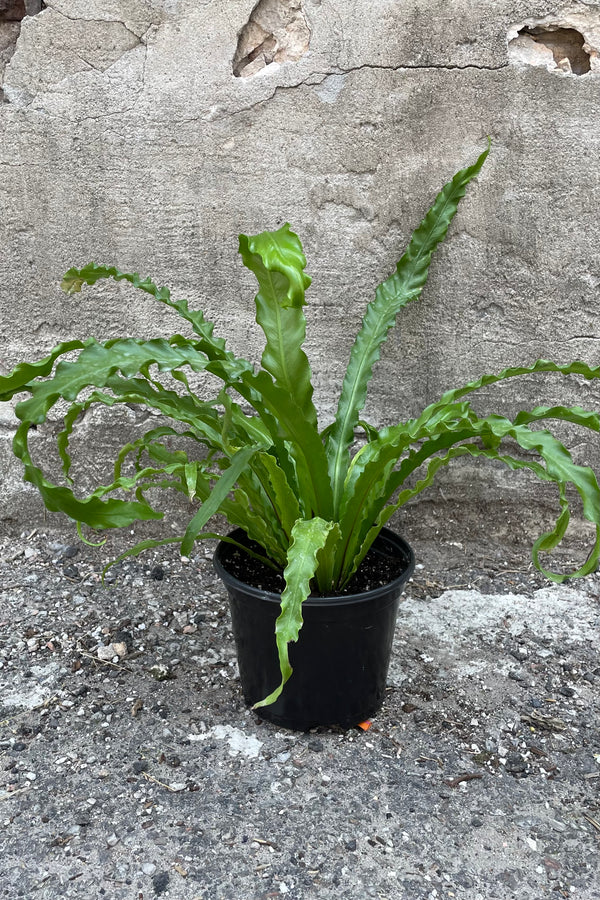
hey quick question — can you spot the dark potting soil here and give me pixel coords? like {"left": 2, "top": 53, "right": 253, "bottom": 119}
{"left": 222, "top": 538, "right": 410, "bottom": 597}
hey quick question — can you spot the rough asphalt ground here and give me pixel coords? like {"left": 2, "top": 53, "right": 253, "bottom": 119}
{"left": 0, "top": 523, "right": 599, "bottom": 900}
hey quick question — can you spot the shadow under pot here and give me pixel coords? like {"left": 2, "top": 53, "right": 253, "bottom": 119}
{"left": 213, "top": 527, "right": 415, "bottom": 731}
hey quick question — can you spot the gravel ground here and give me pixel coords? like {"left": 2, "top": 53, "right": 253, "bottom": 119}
{"left": 0, "top": 523, "right": 599, "bottom": 900}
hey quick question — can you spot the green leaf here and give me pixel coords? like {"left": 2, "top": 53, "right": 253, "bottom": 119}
{"left": 336, "top": 354, "right": 600, "bottom": 585}
{"left": 531, "top": 486, "right": 600, "bottom": 582}
{"left": 227, "top": 485, "right": 288, "bottom": 566}
{"left": 61, "top": 264, "right": 241, "bottom": 364}
{"left": 314, "top": 522, "right": 342, "bottom": 594}
{"left": 239, "top": 224, "right": 312, "bottom": 309}
{"left": 253, "top": 517, "right": 335, "bottom": 709}
{"left": 334, "top": 403, "right": 474, "bottom": 580}
{"left": 14, "top": 337, "right": 212, "bottom": 425}
{"left": 326, "top": 141, "right": 490, "bottom": 514}
{"left": 239, "top": 224, "right": 317, "bottom": 428}
{"left": 57, "top": 389, "right": 208, "bottom": 484}
{"left": 102, "top": 530, "right": 280, "bottom": 583}
{"left": 513, "top": 404, "right": 600, "bottom": 432}
{"left": 112, "top": 430, "right": 287, "bottom": 565}
{"left": 346, "top": 413, "right": 600, "bottom": 585}
{"left": 251, "top": 451, "right": 301, "bottom": 542}
{"left": 241, "top": 369, "right": 334, "bottom": 520}
{"left": 76, "top": 521, "right": 106, "bottom": 547}
{"left": 393, "top": 442, "right": 600, "bottom": 583}
{"left": 0, "top": 340, "right": 89, "bottom": 402}
{"left": 57, "top": 261, "right": 331, "bottom": 520}
{"left": 343, "top": 442, "right": 550, "bottom": 583}
{"left": 181, "top": 447, "right": 259, "bottom": 556}
{"left": 12, "top": 421, "right": 163, "bottom": 529}
{"left": 437, "top": 358, "right": 600, "bottom": 406}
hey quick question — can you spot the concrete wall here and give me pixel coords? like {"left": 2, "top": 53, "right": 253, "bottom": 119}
{"left": 1, "top": 0, "right": 599, "bottom": 542}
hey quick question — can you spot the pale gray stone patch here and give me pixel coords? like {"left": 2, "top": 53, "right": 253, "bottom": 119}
{"left": 314, "top": 71, "right": 346, "bottom": 103}
{"left": 3, "top": 7, "right": 142, "bottom": 106}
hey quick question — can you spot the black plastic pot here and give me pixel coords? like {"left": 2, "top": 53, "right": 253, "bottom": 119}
{"left": 214, "top": 527, "right": 415, "bottom": 731}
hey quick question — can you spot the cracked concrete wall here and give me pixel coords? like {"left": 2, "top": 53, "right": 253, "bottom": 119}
{"left": 1, "top": 0, "right": 599, "bottom": 551}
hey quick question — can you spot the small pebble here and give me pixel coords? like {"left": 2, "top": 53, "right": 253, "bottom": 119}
{"left": 149, "top": 664, "right": 173, "bottom": 681}
{"left": 505, "top": 753, "right": 527, "bottom": 775}
{"left": 152, "top": 871, "right": 169, "bottom": 894}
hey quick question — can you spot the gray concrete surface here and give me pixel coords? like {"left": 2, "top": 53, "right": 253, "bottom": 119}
{"left": 0, "top": 524, "right": 599, "bottom": 899}
{"left": 1, "top": 0, "right": 600, "bottom": 530}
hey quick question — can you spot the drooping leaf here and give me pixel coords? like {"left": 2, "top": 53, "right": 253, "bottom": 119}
{"left": 12, "top": 421, "right": 163, "bottom": 529}
{"left": 341, "top": 412, "right": 600, "bottom": 585}
{"left": 394, "top": 443, "right": 599, "bottom": 583}
{"left": 253, "top": 517, "right": 335, "bottom": 709}
{"left": 102, "top": 529, "right": 279, "bottom": 583}
{"left": 531, "top": 483, "right": 600, "bottom": 582}
{"left": 61, "top": 264, "right": 240, "bottom": 364}
{"left": 14, "top": 337, "right": 212, "bottom": 425}
{"left": 102, "top": 535, "right": 186, "bottom": 582}
{"left": 334, "top": 402, "right": 475, "bottom": 579}
{"left": 58, "top": 262, "right": 332, "bottom": 521}
{"left": 345, "top": 442, "right": 551, "bottom": 583}
{"left": 0, "top": 340, "right": 89, "bottom": 402}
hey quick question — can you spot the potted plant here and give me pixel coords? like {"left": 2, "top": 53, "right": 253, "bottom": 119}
{"left": 1, "top": 141, "right": 599, "bottom": 730}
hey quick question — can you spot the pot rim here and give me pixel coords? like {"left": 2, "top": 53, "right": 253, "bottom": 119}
{"left": 213, "top": 526, "right": 415, "bottom": 608}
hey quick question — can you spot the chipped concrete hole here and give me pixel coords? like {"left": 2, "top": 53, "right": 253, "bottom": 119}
{"left": 511, "top": 25, "right": 590, "bottom": 74}
{"left": 508, "top": 15, "right": 599, "bottom": 76}
{"left": 233, "top": 0, "right": 310, "bottom": 78}
{"left": 0, "top": 0, "right": 43, "bottom": 92}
